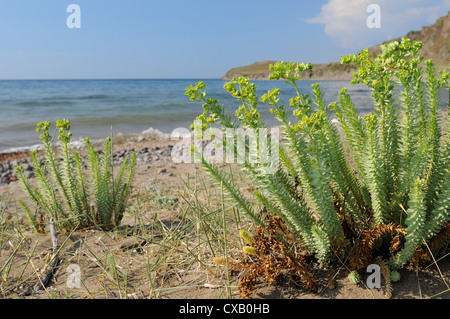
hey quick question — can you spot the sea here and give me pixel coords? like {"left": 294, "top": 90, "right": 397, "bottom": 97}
{"left": 0, "top": 79, "right": 448, "bottom": 153}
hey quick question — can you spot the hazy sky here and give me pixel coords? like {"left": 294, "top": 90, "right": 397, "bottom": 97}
{"left": 0, "top": 0, "right": 448, "bottom": 79}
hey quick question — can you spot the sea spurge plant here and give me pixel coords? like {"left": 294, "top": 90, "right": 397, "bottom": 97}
{"left": 16, "top": 120, "right": 136, "bottom": 231}
{"left": 224, "top": 76, "right": 261, "bottom": 128}
{"left": 348, "top": 270, "right": 361, "bottom": 284}
{"left": 390, "top": 270, "right": 401, "bottom": 283}
{"left": 56, "top": 118, "right": 72, "bottom": 143}
{"left": 187, "top": 38, "right": 449, "bottom": 279}
{"left": 268, "top": 61, "right": 313, "bottom": 83}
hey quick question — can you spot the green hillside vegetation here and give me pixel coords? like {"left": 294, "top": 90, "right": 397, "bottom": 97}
{"left": 223, "top": 60, "right": 278, "bottom": 80}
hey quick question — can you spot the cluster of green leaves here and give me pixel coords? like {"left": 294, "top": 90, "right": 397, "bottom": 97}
{"left": 339, "top": 39, "right": 449, "bottom": 267}
{"left": 186, "top": 37, "right": 449, "bottom": 270}
{"left": 16, "top": 120, "right": 136, "bottom": 231}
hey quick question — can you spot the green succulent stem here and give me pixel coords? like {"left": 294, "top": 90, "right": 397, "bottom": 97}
{"left": 16, "top": 120, "right": 136, "bottom": 231}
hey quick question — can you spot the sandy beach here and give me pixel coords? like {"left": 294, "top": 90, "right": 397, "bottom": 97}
{"left": 0, "top": 136, "right": 448, "bottom": 300}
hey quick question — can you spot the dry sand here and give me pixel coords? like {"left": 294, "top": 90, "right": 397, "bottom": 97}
{"left": 0, "top": 137, "right": 448, "bottom": 300}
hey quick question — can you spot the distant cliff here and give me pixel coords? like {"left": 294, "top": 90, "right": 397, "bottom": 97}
{"left": 221, "top": 12, "right": 449, "bottom": 81}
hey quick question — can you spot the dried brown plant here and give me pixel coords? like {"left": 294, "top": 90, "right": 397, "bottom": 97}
{"left": 237, "top": 210, "right": 317, "bottom": 299}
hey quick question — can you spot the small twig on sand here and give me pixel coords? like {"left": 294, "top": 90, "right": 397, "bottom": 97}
{"left": 416, "top": 267, "right": 423, "bottom": 299}
{"left": 20, "top": 218, "right": 61, "bottom": 296}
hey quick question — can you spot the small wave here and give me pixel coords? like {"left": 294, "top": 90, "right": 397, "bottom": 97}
{"left": 112, "top": 127, "right": 170, "bottom": 144}
{"left": 1, "top": 143, "right": 43, "bottom": 154}
{"left": 79, "top": 94, "right": 111, "bottom": 100}
{"left": 0, "top": 126, "right": 171, "bottom": 155}
{"left": 2, "top": 122, "right": 38, "bottom": 131}
{"left": 74, "top": 111, "right": 199, "bottom": 126}
{"left": 14, "top": 94, "right": 112, "bottom": 107}
{"left": 16, "top": 100, "right": 77, "bottom": 107}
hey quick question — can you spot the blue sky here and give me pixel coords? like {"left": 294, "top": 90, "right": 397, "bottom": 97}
{"left": 0, "top": 0, "right": 448, "bottom": 79}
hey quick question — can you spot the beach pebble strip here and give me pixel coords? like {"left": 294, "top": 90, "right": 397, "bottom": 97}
{"left": 0, "top": 143, "right": 182, "bottom": 186}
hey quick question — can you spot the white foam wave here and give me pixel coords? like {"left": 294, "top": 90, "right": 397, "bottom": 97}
{"left": 0, "top": 126, "right": 171, "bottom": 155}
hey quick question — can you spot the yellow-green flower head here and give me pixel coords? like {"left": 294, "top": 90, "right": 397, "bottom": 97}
{"left": 56, "top": 120, "right": 72, "bottom": 143}
{"left": 196, "top": 81, "right": 205, "bottom": 90}
{"left": 185, "top": 82, "right": 206, "bottom": 102}
{"left": 328, "top": 101, "right": 338, "bottom": 111}
{"left": 213, "top": 257, "right": 227, "bottom": 265}
{"left": 297, "top": 116, "right": 309, "bottom": 130}
{"left": 59, "top": 131, "right": 72, "bottom": 142}
{"left": 338, "top": 87, "right": 347, "bottom": 95}
{"left": 260, "top": 93, "right": 269, "bottom": 103}
{"left": 243, "top": 246, "right": 258, "bottom": 256}
{"left": 311, "top": 83, "right": 320, "bottom": 90}
{"left": 438, "top": 69, "right": 450, "bottom": 84}
{"left": 268, "top": 61, "right": 299, "bottom": 80}
{"left": 364, "top": 113, "right": 377, "bottom": 129}
{"left": 240, "top": 230, "right": 253, "bottom": 245}
{"left": 296, "top": 62, "right": 313, "bottom": 73}
{"left": 56, "top": 119, "right": 71, "bottom": 131}
{"left": 268, "top": 71, "right": 280, "bottom": 81}
{"left": 36, "top": 121, "right": 52, "bottom": 141}
{"left": 293, "top": 109, "right": 302, "bottom": 118}
{"left": 36, "top": 121, "right": 51, "bottom": 133}
{"left": 237, "top": 76, "right": 249, "bottom": 86}
{"left": 261, "top": 88, "right": 281, "bottom": 106}
{"left": 289, "top": 96, "right": 299, "bottom": 108}
{"left": 340, "top": 54, "right": 357, "bottom": 65}
{"left": 424, "top": 59, "right": 434, "bottom": 67}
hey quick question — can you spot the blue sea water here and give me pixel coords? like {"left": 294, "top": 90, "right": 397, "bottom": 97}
{"left": 0, "top": 79, "right": 447, "bottom": 153}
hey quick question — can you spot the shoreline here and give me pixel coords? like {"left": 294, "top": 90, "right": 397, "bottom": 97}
{"left": 0, "top": 126, "right": 172, "bottom": 155}
{"left": 0, "top": 136, "right": 183, "bottom": 186}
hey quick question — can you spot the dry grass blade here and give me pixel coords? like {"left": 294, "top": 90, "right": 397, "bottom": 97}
{"left": 374, "top": 256, "right": 392, "bottom": 299}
